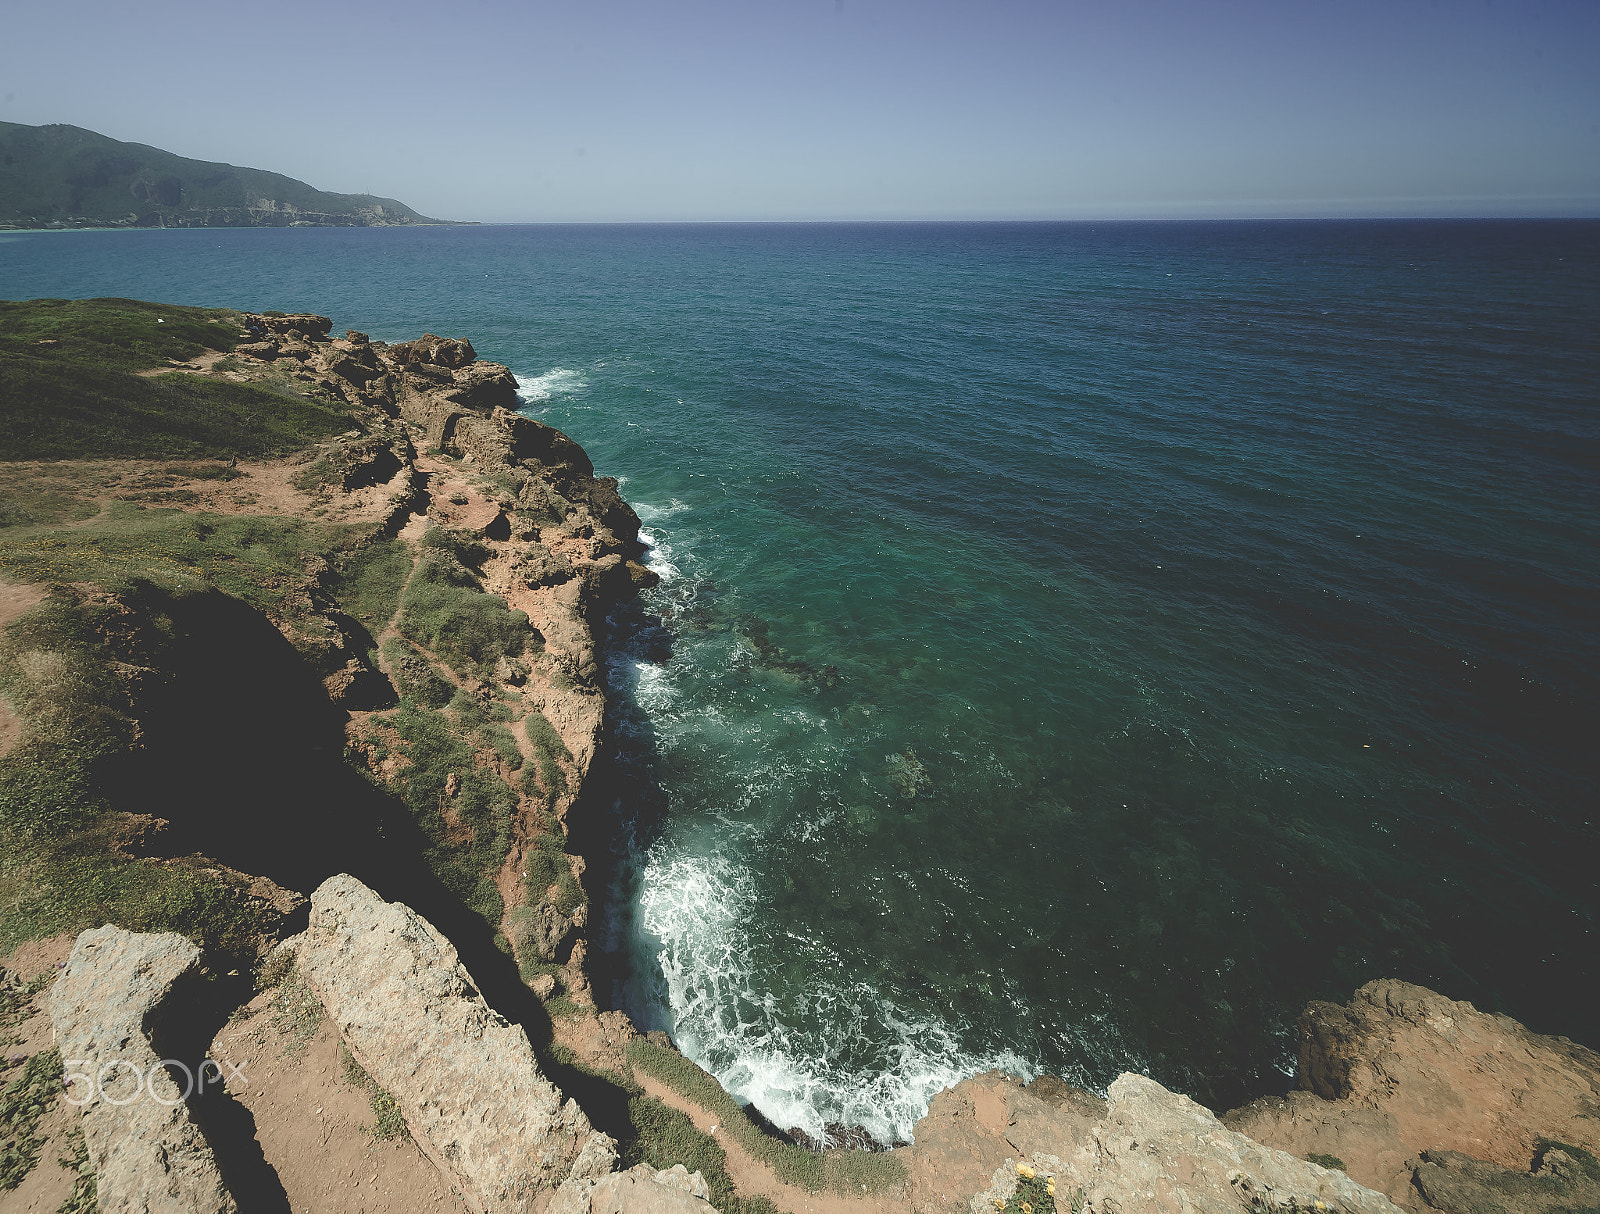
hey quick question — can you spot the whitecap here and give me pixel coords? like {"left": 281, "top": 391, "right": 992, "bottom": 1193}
{"left": 515, "top": 367, "right": 587, "bottom": 405}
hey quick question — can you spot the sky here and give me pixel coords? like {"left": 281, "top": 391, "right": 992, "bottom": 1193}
{"left": 2, "top": 0, "right": 1597, "bottom": 222}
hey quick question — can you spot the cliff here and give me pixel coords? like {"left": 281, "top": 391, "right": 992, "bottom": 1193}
{"left": 0, "top": 122, "right": 451, "bottom": 229}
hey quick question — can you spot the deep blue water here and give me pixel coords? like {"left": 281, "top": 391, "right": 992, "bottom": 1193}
{"left": 3, "top": 220, "right": 1597, "bottom": 1139}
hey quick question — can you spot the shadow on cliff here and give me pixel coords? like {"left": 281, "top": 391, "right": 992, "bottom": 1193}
{"left": 123, "top": 587, "right": 646, "bottom": 1138}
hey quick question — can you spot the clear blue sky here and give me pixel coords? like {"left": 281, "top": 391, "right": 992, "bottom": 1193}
{"left": 4, "top": 0, "right": 1596, "bottom": 221}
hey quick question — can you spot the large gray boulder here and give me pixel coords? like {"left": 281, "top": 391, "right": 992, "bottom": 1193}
{"left": 291, "top": 874, "right": 617, "bottom": 1213}
{"left": 48, "top": 925, "right": 236, "bottom": 1214}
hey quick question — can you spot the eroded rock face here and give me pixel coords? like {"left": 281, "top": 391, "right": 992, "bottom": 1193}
{"left": 1298, "top": 980, "right": 1600, "bottom": 1171}
{"left": 48, "top": 925, "right": 237, "bottom": 1214}
{"left": 242, "top": 312, "right": 333, "bottom": 340}
{"left": 1225, "top": 980, "right": 1600, "bottom": 1212}
{"left": 967, "top": 1074, "right": 1402, "bottom": 1214}
{"left": 290, "top": 874, "right": 618, "bottom": 1213}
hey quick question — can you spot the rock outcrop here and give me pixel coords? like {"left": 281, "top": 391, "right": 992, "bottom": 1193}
{"left": 48, "top": 926, "right": 237, "bottom": 1214}
{"left": 937, "top": 1070, "right": 1398, "bottom": 1214}
{"left": 551, "top": 1163, "right": 717, "bottom": 1214}
{"left": 288, "top": 874, "right": 617, "bottom": 1213}
{"left": 1224, "top": 981, "right": 1600, "bottom": 1213}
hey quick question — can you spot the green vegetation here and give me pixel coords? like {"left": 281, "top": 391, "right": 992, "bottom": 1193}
{"left": 624, "top": 1097, "right": 778, "bottom": 1214}
{"left": 996, "top": 1164, "right": 1060, "bottom": 1214}
{"left": 397, "top": 536, "right": 533, "bottom": 674}
{"left": 340, "top": 1041, "right": 409, "bottom": 1142}
{"left": 624, "top": 1038, "right": 905, "bottom": 1196}
{"left": 0, "top": 592, "right": 267, "bottom": 970}
{"left": 0, "top": 508, "right": 333, "bottom": 617}
{"left": 330, "top": 538, "right": 412, "bottom": 634}
{"left": 0, "top": 298, "right": 355, "bottom": 460}
{"left": 379, "top": 702, "right": 514, "bottom": 932}
{"left": 1306, "top": 1153, "right": 1346, "bottom": 1173}
{"left": 0, "top": 1048, "right": 62, "bottom": 1189}
{"left": 382, "top": 637, "right": 455, "bottom": 709}
{"left": 267, "top": 967, "right": 324, "bottom": 1059}
{"left": 1, "top": 120, "right": 442, "bottom": 228}
{"left": 53, "top": 1122, "right": 96, "bottom": 1214}
{"left": 523, "top": 709, "right": 570, "bottom": 806}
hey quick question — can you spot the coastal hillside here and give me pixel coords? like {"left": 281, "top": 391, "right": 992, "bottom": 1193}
{"left": 0, "top": 123, "right": 447, "bottom": 228}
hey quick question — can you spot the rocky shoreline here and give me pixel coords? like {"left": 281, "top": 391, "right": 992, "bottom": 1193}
{"left": 2, "top": 310, "right": 1598, "bottom": 1213}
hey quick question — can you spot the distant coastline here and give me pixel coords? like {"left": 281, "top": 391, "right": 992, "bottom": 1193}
{"left": 0, "top": 120, "right": 464, "bottom": 230}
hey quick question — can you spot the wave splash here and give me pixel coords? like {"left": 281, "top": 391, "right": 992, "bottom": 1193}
{"left": 628, "top": 844, "right": 1034, "bottom": 1145}
{"left": 515, "top": 367, "right": 588, "bottom": 404}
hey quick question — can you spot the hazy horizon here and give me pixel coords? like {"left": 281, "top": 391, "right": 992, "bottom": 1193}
{"left": 4, "top": 0, "right": 1596, "bottom": 223}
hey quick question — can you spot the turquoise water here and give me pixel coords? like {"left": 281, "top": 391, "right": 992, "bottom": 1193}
{"left": 4, "top": 221, "right": 1597, "bottom": 1140}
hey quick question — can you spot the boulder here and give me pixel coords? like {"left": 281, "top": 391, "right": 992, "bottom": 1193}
{"left": 48, "top": 926, "right": 237, "bottom": 1214}
{"left": 290, "top": 874, "right": 617, "bottom": 1213}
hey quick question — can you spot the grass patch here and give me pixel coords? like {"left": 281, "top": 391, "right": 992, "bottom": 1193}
{"left": 480, "top": 722, "right": 523, "bottom": 772}
{"left": 1306, "top": 1153, "right": 1345, "bottom": 1173}
{"left": 624, "top": 1096, "right": 778, "bottom": 1214}
{"left": 0, "top": 298, "right": 353, "bottom": 460}
{"left": 381, "top": 637, "right": 455, "bottom": 710}
{"left": 0, "top": 1048, "right": 62, "bottom": 1190}
{"left": 330, "top": 538, "right": 412, "bottom": 634}
{"left": 379, "top": 702, "right": 514, "bottom": 933}
{"left": 0, "top": 509, "right": 333, "bottom": 621}
{"left": 340, "top": 1041, "right": 409, "bottom": 1142}
{"left": 397, "top": 544, "right": 533, "bottom": 675}
{"left": 523, "top": 710, "right": 570, "bottom": 806}
{"left": 267, "top": 967, "right": 323, "bottom": 1058}
{"left": 624, "top": 1038, "right": 905, "bottom": 1196}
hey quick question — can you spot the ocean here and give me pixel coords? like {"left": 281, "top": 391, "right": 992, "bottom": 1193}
{"left": 3, "top": 219, "right": 1596, "bottom": 1142}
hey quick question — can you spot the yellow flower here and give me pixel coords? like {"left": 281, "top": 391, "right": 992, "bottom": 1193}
{"left": 1047, "top": 1180, "right": 1057, "bottom": 1194}
{"left": 1017, "top": 1164, "right": 1035, "bottom": 1178}
{"left": 1021, "top": 1205, "right": 1033, "bottom": 1214}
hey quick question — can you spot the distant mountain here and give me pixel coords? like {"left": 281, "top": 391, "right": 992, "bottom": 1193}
{"left": 0, "top": 122, "right": 454, "bottom": 229}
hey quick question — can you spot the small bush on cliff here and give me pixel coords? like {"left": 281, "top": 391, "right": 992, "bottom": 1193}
{"left": 382, "top": 637, "right": 455, "bottom": 709}
{"left": 330, "top": 537, "right": 411, "bottom": 633}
